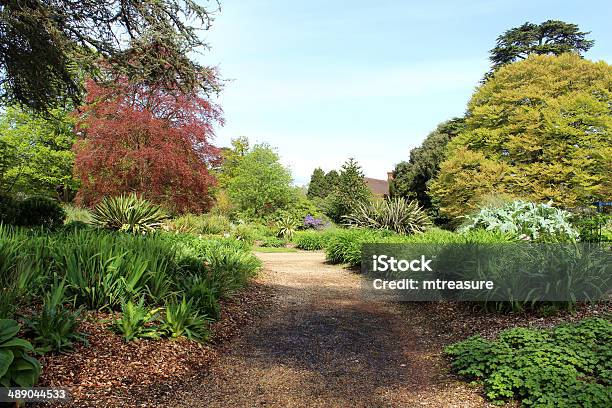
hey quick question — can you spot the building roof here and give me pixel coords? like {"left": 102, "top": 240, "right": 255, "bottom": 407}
{"left": 364, "top": 177, "right": 389, "bottom": 196}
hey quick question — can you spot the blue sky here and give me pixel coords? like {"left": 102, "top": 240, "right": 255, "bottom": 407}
{"left": 201, "top": 0, "right": 612, "bottom": 185}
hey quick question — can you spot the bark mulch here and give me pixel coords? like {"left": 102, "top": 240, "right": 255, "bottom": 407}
{"left": 37, "top": 280, "right": 274, "bottom": 407}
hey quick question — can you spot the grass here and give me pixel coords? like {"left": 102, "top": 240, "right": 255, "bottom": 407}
{"left": 254, "top": 246, "right": 298, "bottom": 253}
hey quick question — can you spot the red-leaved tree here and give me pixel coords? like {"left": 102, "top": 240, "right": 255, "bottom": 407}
{"left": 73, "top": 78, "right": 223, "bottom": 213}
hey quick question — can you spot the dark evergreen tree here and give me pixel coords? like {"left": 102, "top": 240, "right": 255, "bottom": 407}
{"left": 489, "top": 20, "right": 594, "bottom": 72}
{"left": 326, "top": 158, "right": 371, "bottom": 223}
{"left": 307, "top": 168, "right": 327, "bottom": 199}
{"left": 390, "top": 118, "right": 465, "bottom": 210}
{"left": 324, "top": 170, "right": 340, "bottom": 193}
{"left": 0, "top": 0, "right": 220, "bottom": 112}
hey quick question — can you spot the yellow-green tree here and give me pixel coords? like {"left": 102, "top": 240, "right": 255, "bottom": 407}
{"left": 430, "top": 53, "right": 612, "bottom": 221}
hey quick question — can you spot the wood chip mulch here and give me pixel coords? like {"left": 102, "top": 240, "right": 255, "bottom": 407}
{"left": 37, "top": 279, "right": 274, "bottom": 407}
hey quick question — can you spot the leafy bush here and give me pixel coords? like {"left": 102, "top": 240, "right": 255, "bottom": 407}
{"left": 168, "top": 213, "right": 232, "bottom": 235}
{"left": 325, "top": 228, "right": 391, "bottom": 267}
{"left": 293, "top": 230, "right": 334, "bottom": 250}
{"left": 162, "top": 297, "right": 211, "bottom": 343}
{"left": 343, "top": 196, "right": 431, "bottom": 234}
{"left": 0, "top": 319, "right": 41, "bottom": 387}
{"left": 230, "top": 223, "right": 256, "bottom": 244}
{"left": 460, "top": 200, "right": 578, "bottom": 241}
{"left": 15, "top": 196, "right": 66, "bottom": 229}
{"left": 572, "top": 213, "right": 611, "bottom": 243}
{"left": 0, "top": 193, "right": 17, "bottom": 224}
{"left": 259, "top": 236, "right": 286, "bottom": 248}
{"left": 24, "top": 282, "right": 87, "bottom": 353}
{"left": 324, "top": 227, "right": 511, "bottom": 267}
{"left": 91, "top": 194, "right": 168, "bottom": 234}
{"left": 178, "top": 274, "right": 221, "bottom": 320}
{"left": 112, "top": 298, "right": 164, "bottom": 342}
{"left": 0, "top": 226, "right": 44, "bottom": 319}
{"left": 445, "top": 318, "right": 612, "bottom": 407}
{"left": 63, "top": 204, "right": 93, "bottom": 224}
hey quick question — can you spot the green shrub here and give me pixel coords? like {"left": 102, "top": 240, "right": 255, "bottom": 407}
{"left": 344, "top": 196, "right": 432, "bottom": 234}
{"left": 112, "top": 298, "right": 164, "bottom": 342}
{"left": 0, "top": 193, "right": 17, "bottom": 224}
{"left": 24, "top": 282, "right": 87, "bottom": 353}
{"left": 51, "top": 230, "right": 177, "bottom": 310}
{"left": 0, "top": 226, "right": 45, "bottom": 318}
{"left": 179, "top": 274, "right": 221, "bottom": 320}
{"left": 293, "top": 230, "right": 332, "bottom": 250}
{"left": 200, "top": 214, "right": 232, "bottom": 235}
{"left": 325, "top": 228, "right": 390, "bottom": 267}
{"left": 91, "top": 194, "right": 168, "bottom": 234}
{"left": 230, "top": 223, "right": 256, "bottom": 244}
{"left": 15, "top": 196, "right": 65, "bottom": 229}
{"left": 259, "top": 236, "right": 286, "bottom": 248}
{"left": 162, "top": 297, "right": 211, "bottom": 343}
{"left": 460, "top": 200, "right": 578, "bottom": 242}
{"left": 323, "top": 227, "right": 512, "bottom": 267}
{"left": 572, "top": 213, "right": 611, "bottom": 243}
{"left": 168, "top": 213, "right": 232, "bottom": 235}
{"left": 445, "top": 318, "right": 612, "bottom": 407}
{"left": 63, "top": 204, "right": 93, "bottom": 224}
{"left": 0, "top": 319, "right": 41, "bottom": 387}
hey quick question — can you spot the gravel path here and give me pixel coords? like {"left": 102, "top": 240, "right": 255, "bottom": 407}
{"left": 167, "top": 251, "right": 485, "bottom": 407}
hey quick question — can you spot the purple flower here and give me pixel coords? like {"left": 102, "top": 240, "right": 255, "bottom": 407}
{"left": 303, "top": 215, "right": 324, "bottom": 229}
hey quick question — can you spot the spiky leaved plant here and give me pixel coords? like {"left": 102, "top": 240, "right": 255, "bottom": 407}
{"left": 343, "top": 196, "right": 431, "bottom": 234}
{"left": 91, "top": 194, "right": 168, "bottom": 235}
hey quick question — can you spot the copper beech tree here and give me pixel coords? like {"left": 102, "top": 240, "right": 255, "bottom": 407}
{"left": 73, "top": 79, "right": 222, "bottom": 213}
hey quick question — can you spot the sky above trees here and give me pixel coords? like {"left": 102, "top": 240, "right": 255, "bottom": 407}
{"left": 202, "top": 0, "right": 612, "bottom": 185}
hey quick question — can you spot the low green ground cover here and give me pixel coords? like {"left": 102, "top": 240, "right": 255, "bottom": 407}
{"left": 445, "top": 318, "right": 612, "bottom": 407}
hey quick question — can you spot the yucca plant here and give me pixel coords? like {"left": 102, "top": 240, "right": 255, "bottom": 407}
{"left": 343, "top": 197, "right": 431, "bottom": 234}
{"left": 276, "top": 216, "right": 299, "bottom": 240}
{"left": 91, "top": 194, "right": 168, "bottom": 235}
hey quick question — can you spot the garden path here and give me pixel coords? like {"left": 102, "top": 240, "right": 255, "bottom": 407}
{"left": 167, "top": 251, "right": 484, "bottom": 407}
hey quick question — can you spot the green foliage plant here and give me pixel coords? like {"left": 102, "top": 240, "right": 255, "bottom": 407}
{"left": 162, "top": 297, "right": 211, "bottom": 343}
{"left": 91, "top": 194, "right": 168, "bottom": 234}
{"left": 343, "top": 196, "right": 432, "bottom": 235}
{"left": 25, "top": 281, "right": 87, "bottom": 353}
{"left": 113, "top": 298, "right": 164, "bottom": 342}
{"left": 15, "top": 196, "right": 66, "bottom": 229}
{"left": 0, "top": 319, "right": 41, "bottom": 387}
{"left": 445, "top": 318, "right": 611, "bottom": 407}
{"left": 460, "top": 200, "right": 578, "bottom": 242}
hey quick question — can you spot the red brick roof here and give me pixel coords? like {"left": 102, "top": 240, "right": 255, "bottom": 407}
{"left": 364, "top": 177, "right": 389, "bottom": 196}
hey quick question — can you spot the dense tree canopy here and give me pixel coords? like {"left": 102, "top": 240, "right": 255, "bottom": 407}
{"left": 73, "top": 79, "right": 222, "bottom": 213}
{"left": 226, "top": 144, "right": 294, "bottom": 219}
{"left": 390, "top": 118, "right": 465, "bottom": 210}
{"left": 489, "top": 20, "right": 593, "bottom": 71}
{"left": 0, "top": 0, "right": 220, "bottom": 112}
{"left": 307, "top": 168, "right": 327, "bottom": 199}
{"left": 326, "top": 158, "right": 371, "bottom": 223}
{"left": 216, "top": 136, "right": 250, "bottom": 188}
{"left": 430, "top": 53, "right": 612, "bottom": 221}
{"left": 0, "top": 107, "right": 77, "bottom": 200}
